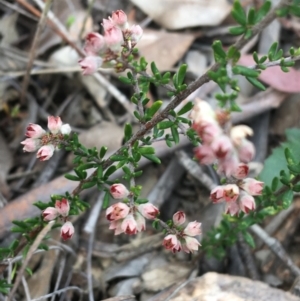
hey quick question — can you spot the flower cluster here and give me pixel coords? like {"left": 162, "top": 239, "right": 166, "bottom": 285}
{"left": 210, "top": 163, "right": 264, "bottom": 215}
{"left": 191, "top": 99, "right": 255, "bottom": 177}
{"left": 21, "top": 116, "right": 71, "bottom": 161}
{"left": 79, "top": 10, "right": 143, "bottom": 75}
{"left": 162, "top": 211, "right": 201, "bottom": 253}
{"left": 42, "top": 199, "right": 74, "bottom": 240}
{"left": 106, "top": 184, "right": 159, "bottom": 235}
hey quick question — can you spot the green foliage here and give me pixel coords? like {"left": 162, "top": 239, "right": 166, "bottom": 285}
{"left": 260, "top": 128, "right": 300, "bottom": 186}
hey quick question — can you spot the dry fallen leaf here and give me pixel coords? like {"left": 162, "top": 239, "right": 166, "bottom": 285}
{"left": 238, "top": 54, "right": 300, "bottom": 93}
{"left": 138, "top": 29, "right": 195, "bottom": 71}
{"left": 131, "top": 0, "right": 231, "bottom": 29}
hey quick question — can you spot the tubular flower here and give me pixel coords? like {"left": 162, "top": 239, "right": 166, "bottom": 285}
{"left": 106, "top": 202, "right": 130, "bottom": 221}
{"left": 121, "top": 214, "right": 138, "bottom": 235}
{"left": 42, "top": 207, "right": 59, "bottom": 221}
{"left": 240, "top": 178, "right": 264, "bottom": 196}
{"left": 25, "top": 123, "right": 46, "bottom": 138}
{"left": 163, "top": 235, "right": 182, "bottom": 253}
{"left": 183, "top": 221, "right": 202, "bottom": 236}
{"left": 55, "top": 199, "right": 70, "bottom": 217}
{"left": 78, "top": 56, "right": 103, "bottom": 75}
{"left": 61, "top": 222, "right": 75, "bottom": 240}
{"left": 210, "top": 186, "right": 225, "bottom": 203}
{"left": 84, "top": 32, "right": 106, "bottom": 55}
{"left": 110, "top": 184, "right": 130, "bottom": 199}
{"left": 137, "top": 203, "right": 159, "bottom": 220}
{"left": 111, "top": 10, "right": 128, "bottom": 28}
{"left": 173, "top": 211, "right": 186, "bottom": 226}
{"left": 21, "top": 116, "right": 72, "bottom": 161}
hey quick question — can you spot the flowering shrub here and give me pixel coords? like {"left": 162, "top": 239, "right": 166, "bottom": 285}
{"left": 2, "top": 1, "right": 300, "bottom": 297}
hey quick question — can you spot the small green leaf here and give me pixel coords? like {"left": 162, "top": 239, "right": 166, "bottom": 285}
{"left": 268, "top": 42, "right": 278, "bottom": 61}
{"left": 138, "top": 147, "right": 155, "bottom": 155}
{"left": 103, "top": 165, "right": 117, "bottom": 179}
{"left": 243, "top": 231, "right": 255, "bottom": 248}
{"left": 102, "top": 191, "right": 110, "bottom": 209}
{"left": 176, "top": 64, "right": 187, "bottom": 86}
{"left": 232, "top": 0, "right": 247, "bottom": 26}
{"left": 247, "top": 7, "right": 256, "bottom": 26}
{"left": 246, "top": 77, "right": 266, "bottom": 91}
{"left": 212, "top": 40, "right": 227, "bottom": 62}
{"left": 150, "top": 62, "right": 160, "bottom": 76}
{"left": 271, "top": 177, "right": 279, "bottom": 191}
{"left": 229, "top": 26, "right": 246, "bottom": 36}
{"left": 78, "top": 163, "right": 95, "bottom": 171}
{"left": 119, "top": 76, "right": 132, "bottom": 85}
{"left": 255, "top": 1, "right": 271, "bottom": 23}
{"left": 97, "top": 166, "right": 103, "bottom": 179}
{"left": 171, "top": 125, "right": 179, "bottom": 144}
{"left": 177, "top": 101, "right": 193, "bottom": 115}
{"left": 285, "top": 148, "right": 297, "bottom": 166}
{"left": 157, "top": 121, "right": 174, "bottom": 129}
{"left": 145, "top": 100, "right": 163, "bottom": 118}
{"left": 81, "top": 180, "right": 97, "bottom": 190}
{"left": 232, "top": 65, "right": 260, "bottom": 77}
{"left": 142, "top": 154, "right": 161, "bottom": 164}
{"left": 64, "top": 174, "right": 80, "bottom": 181}
{"left": 124, "top": 123, "right": 132, "bottom": 142}
{"left": 74, "top": 169, "right": 87, "bottom": 180}
{"left": 282, "top": 189, "right": 293, "bottom": 208}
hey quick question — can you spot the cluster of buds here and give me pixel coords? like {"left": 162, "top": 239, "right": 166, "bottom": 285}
{"left": 210, "top": 163, "right": 263, "bottom": 215}
{"left": 79, "top": 10, "right": 143, "bottom": 75}
{"left": 42, "top": 199, "right": 74, "bottom": 240}
{"left": 106, "top": 184, "right": 159, "bottom": 235}
{"left": 21, "top": 116, "right": 71, "bottom": 161}
{"left": 162, "top": 211, "right": 201, "bottom": 253}
{"left": 191, "top": 99, "right": 255, "bottom": 177}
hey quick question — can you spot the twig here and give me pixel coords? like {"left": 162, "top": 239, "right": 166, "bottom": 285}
{"left": 20, "top": 0, "right": 53, "bottom": 104}
{"left": 83, "top": 193, "right": 104, "bottom": 301}
{"left": 250, "top": 224, "right": 300, "bottom": 277}
{"left": 249, "top": 55, "right": 300, "bottom": 69}
{"left": 22, "top": 276, "right": 31, "bottom": 301}
{"left": 30, "top": 286, "right": 83, "bottom": 301}
{"left": 50, "top": 256, "right": 66, "bottom": 301}
{"left": 7, "top": 221, "right": 55, "bottom": 301}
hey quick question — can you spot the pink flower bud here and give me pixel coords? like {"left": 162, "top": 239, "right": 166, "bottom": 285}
{"left": 237, "top": 139, "right": 255, "bottom": 163}
{"left": 195, "top": 122, "right": 222, "bottom": 144}
{"left": 217, "top": 153, "right": 239, "bottom": 177}
{"left": 60, "top": 221, "right": 75, "bottom": 240}
{"left": 231, "top": 125, "right": 253, "bottom": 146}
{"left": 137, "top": 203, "right": 159, "bottom": 220}
{"left": 109, "top": 220, "right": 123, "bottom": 235}
{"left": 184, "top": 221, "right": 202, "bottom": 236}
{"left": 110, "top": 184, "right": 129, "bottom": 199}
{"left": 135, "top": 212, "right": 146, "bottom": 232}
{"left": 173, "top": 211, "right": 186, "bottom": 226}
{"left": 225, "top": 201, "right": 239, "bottom": 216}
{"left": 223, "top": 184, "right": 239, "bottom": 202}
{"left": 42, "top": 207, "right": 59, "bottom": 221}
{"left": 21, "top": 138, "right": 41, "bottom": 152}
{"left": 48, "top": 116, "right": 62, "bottom": 134}
{"left": 37, "top": 145, "right": 55, "bottom": 161}
{"left": 55, "top": 198, "right": 70, "bottom": 217}
{"left": 111, "top": 10, "right": 128, "bottom": 27}
{"left": 194, "top": 145, "right": 216, "bottom": 165}
{"left": 210, "top": 186, "right": 225, "bottom": 203}
{"left": 233, "top": 163, "right": 249, "bottom": 179}
{"left": 105, "top": 26, "right": 124, "bottom": 51}
{"left": 25, "top": 123, "right": 46, "bottom": 138}
{"left": 182, "top": 236, "right": 200, "bottom": 253}
{"left": 102, "top": 18, "right": 115, "bottom": 31}
{"left": 78, "top": 56, "right": 103, "bottom": 75}
{"left": 239, "top": 191, "right": 256, "bottom": 213}
{"left": 211, "top": 135, "right": 233, "bottom": 159}
{"left": 121, "top": 214, "right": 137, "bottom": 235}
{"left": 130, "top": 25, "right": 143, "bottom": 42}
{"left": 163, "top": 234, "right": 181, "bottom": 253}
{"left": 60, "top": 124, "right": 71, "bottom": 135}
{"left": 240, "top": 178, "right": 263, "bottom": 196}
{"left": 84, "top": 32, "right": 106, "bottom": 55}
{"left": 106, "top": 202, "right": 130, "bottom": 221}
